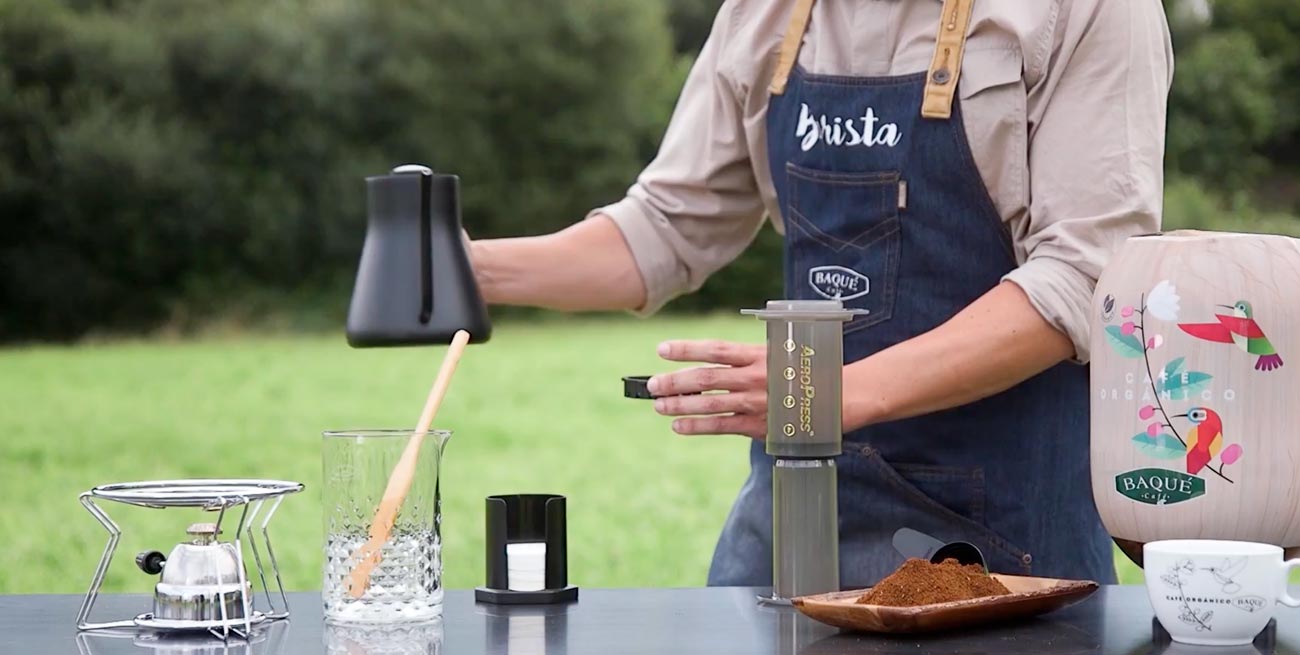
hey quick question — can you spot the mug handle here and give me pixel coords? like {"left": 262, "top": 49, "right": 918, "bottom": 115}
{"left": 1280, "top": 558, "right": 1300, "bottom": 607}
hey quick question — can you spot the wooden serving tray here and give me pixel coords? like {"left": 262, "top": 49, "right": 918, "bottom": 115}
{"left": 792, "top": 574, "right": 1098, "bottom": 634}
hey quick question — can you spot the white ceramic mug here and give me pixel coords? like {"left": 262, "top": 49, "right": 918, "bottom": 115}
{"left": 1145, "top": 540, "right": 1300, "bottom": 646}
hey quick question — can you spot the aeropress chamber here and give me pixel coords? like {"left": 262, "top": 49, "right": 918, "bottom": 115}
{"left": 743, "top": 300, "right": 862, "bottom": 603}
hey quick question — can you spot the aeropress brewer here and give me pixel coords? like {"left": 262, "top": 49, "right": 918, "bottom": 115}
{"left": 744, "top": 300, "right": 862, "bottom": 603}
{"left": 627, "top": 300, "right": 861, "bottom": 602}
{"left": 744, "top": 302, "right": 986, "bottom": 598}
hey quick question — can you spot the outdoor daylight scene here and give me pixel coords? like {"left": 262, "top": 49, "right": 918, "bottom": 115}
{"left": 4, "top": 1, "right": 1300, "bottom": 653}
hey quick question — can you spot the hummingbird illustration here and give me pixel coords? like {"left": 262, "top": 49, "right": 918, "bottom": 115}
{"left": 1178, "top": 301, "right": 1284, "bottom": 371}
{"left": 1201, "top": 557, "right": 1248, "bottom": 594}
{"left": 1175, "top": 407, "right": 1224, "bottom": 475}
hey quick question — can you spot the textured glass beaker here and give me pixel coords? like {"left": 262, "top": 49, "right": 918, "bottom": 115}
{"left": 322, "top": 429, "right": 450, "bottom": 624}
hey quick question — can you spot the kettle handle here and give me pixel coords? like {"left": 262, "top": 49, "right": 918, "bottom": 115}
{"left": 390, "top": 163, "right": 437, "bottom": 323}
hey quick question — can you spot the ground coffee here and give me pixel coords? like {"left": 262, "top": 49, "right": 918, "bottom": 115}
{"left": 857, "top": 558, "right": 1011, "bottom": 607}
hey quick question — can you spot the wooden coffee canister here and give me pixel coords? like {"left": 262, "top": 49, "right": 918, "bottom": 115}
{"left": 1090, "top": 230, "right": 1300, "bottom": 566}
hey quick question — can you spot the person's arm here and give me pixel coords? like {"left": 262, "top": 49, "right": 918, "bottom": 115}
{"left": 470, "top": 215, "right": 645, "bottom": 312}
{"left": 468, "top": 0, "right": 763, "bottom": 314}
{"left": 650, "top": 283, "right": 1069, "bottom": 437}
{"left": 839, "top": 282, "right": 1072, "bottom": 428}
{"left": 652, "top": 0, "right": 1171, "bottom": 436}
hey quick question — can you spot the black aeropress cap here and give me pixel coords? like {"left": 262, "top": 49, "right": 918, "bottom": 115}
{"left": 623, "top": 375, "right": 654, "bottom": 399}
{"left": 622, "top": 375, "right": 704, "bottom": 400}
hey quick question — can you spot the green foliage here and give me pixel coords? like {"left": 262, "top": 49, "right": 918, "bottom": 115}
{"left": 1165, "top": 31, "right": 1278, "bottom": 193}
{"left": 1164, "top": 176, "right": 1300, "bottom": 237}
{"left": 1213, "top": 0, "right": 1300, "bottom": 148}
{"left": 1165, "top": 0, "right": 1300, "bottom": 208}
{"left": 665, "top": 0, "right": 725, "bottom": 54}
{"left": 0, "top": 0, "right": 678, "bottom": 340}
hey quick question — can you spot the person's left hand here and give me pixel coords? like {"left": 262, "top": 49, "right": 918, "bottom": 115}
{"left": 647, "top": 340, "right": 767, "bottom": 439}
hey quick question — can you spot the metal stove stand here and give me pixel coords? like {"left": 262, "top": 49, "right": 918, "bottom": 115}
{"left": 76, "top": 479, "right": 303, "bottom": 641}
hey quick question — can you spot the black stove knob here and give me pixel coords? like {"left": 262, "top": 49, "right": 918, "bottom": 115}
{"left": 135, "top": 550, "right": 166, "bottom": 575}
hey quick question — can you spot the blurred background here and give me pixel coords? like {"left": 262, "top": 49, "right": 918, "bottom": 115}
{"left": 2, "top": 0, "right": 1298, "bottom": 594}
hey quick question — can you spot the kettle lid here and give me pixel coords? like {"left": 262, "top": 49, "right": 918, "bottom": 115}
{"left": 391, "top": 164, "right": 433, "bottom": 175}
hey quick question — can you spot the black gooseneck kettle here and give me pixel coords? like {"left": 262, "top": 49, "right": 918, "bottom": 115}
{"left": 345, "top": 164, "right": 491, "bottom": 346}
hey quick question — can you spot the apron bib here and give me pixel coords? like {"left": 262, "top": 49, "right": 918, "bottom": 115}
{"left": 706, "top": 0, "right": 1116, "bottom": 587}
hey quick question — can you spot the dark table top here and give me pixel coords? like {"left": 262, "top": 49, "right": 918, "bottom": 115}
{"left": 2, "top": 587, "right": 1296, "bottom": 655}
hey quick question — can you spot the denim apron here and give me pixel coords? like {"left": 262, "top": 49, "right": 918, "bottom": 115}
{"left": 706, "top": 0, "right": 1116, "bottom": 587}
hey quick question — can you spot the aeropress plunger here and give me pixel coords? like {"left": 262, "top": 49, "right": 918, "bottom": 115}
{"left": 744, "top": 300, "right": 863, "bottom": 604}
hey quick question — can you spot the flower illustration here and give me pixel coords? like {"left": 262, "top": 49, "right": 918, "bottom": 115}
{"left": 1221, "top": 444, "right": 1243, "bottom": 466}
{"left": 1164, "top": 559, "right": 1216, "bottom": 632}
{"left": 1105, "top": 286, "right": 1238, "bottom": 484}
{"left": 1147, "top": 280, "right": 1181, "bottom": 321}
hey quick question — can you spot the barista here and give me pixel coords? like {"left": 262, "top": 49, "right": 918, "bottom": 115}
{"left": 467, "top": 0, "right": 1172, "bottom": 585}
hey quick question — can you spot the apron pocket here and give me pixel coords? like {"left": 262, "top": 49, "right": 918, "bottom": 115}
{"left": 891, "top": 461, "right": 986, "bottom": 526}
{"left": 784, "top": 163, "right": 900, "bottom": 334}
{"left": 847, "top": 445, "right": 1032, "bottom": 574}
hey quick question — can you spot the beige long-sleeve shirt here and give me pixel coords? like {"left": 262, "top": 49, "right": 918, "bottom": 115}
{"left": 593, "top": 0, "right": 1173, "bottom": 363}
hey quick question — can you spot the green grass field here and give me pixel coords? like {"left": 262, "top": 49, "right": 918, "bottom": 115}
{"left": 0, "top": 315, "right": 1141, "bottom": 594}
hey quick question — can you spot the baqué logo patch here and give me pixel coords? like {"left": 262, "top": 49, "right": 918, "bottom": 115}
{"left": 1115, "top": 468, "right": 1206, "bottom": 505}
{"left": 809, "top": 266, "right": 870, "bottom": 301}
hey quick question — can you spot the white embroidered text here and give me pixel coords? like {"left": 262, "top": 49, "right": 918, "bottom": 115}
{"left": 796, "top": 103, "right": 902, "bottom": 152}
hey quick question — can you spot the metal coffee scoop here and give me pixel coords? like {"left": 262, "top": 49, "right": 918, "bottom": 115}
{"left": 892, "top": 527, "right": 988, "bottom": 571}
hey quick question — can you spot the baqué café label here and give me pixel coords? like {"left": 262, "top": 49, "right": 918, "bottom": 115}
{"left": 1115, "top": 468, "right": 1206, "bottom": 505}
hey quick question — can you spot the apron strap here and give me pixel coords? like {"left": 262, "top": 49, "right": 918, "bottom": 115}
{"left": 921, "top": 0, "right": 976, "bottom": 120}
{"left": 768, "top": 0, "right": 816, "bottom": 96}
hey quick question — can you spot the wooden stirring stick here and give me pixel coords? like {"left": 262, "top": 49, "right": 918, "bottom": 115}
{"left": 346, "top": 329, "right": 471, "bottom": 598}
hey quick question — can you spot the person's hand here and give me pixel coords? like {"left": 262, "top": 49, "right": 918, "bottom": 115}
{"left": 648, "top": 340, "right": 767, "bottom": 439}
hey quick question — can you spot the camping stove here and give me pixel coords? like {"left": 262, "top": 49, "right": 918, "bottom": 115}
{"left": 76, "top": 479, "right": 303, "bottom": 640}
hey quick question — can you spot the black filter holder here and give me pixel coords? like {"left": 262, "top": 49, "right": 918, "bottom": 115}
{"left": 475, "top": 494, "right": 579, "bottom": 604}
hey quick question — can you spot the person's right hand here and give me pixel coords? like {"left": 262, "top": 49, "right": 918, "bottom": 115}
{"left": 648, "top": 340, "right": 768, "bottom": 439}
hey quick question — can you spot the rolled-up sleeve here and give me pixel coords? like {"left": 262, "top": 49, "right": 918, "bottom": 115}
{"left": 1003, "top": 0, "right": 1173, "bottom": 363}
{"left": 590, "top": 0, "right": 766, "bottom": 315}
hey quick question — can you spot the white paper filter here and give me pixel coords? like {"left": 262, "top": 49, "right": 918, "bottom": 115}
{"left": 506, "top": 542, "right": 547, "bottom": 592}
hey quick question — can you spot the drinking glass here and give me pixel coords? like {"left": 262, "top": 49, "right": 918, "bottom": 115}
{"left": 322, "top": 429, "right": 451, "bottom": 624}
